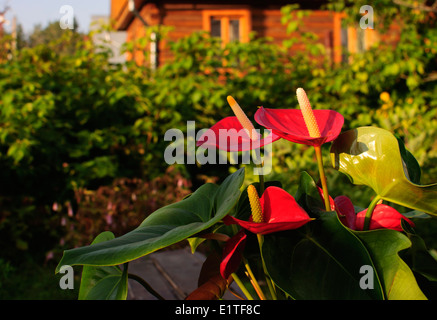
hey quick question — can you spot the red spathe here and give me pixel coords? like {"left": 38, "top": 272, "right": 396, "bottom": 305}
{"left": 224, "top": 186, "right": 312, "bottom": 235}
{"left": 197, "top": 116, "right": 280, "bottom": 152}
{"left": 255, "top": 107, "right": 344, "bottom": 147}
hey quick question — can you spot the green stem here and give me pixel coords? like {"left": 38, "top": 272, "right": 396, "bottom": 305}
{"left": 253, "top": 148, "right": 265, "bottom": 195}
{"left": 258, "top": 167, "right": 265, "bottom": 195}
{"left": 231, "top": 272, "right": 254, "bottom": 300}
{"left": 363, "top": 195, "right": 382, "bottom": 231}
{"left": 128, "top": 273, "right": 165, "bottom": 300}
{"left": 257, "top": 234, "right": 277, "bottom": 300}
{"left": 243, "top": 258, "right": 266, "bottom": 300}
{"left": 314, "top": 146, "right": 331, "bottom": 212}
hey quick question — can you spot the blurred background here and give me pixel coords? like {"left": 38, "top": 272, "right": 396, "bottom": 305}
{"left": 0, "top": 0, "right": 436, "bottom": 299}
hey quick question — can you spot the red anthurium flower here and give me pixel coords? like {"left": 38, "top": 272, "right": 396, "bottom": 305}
{"left": 355, "top": 204, "right": 415, "bottom": 232}
{"left": 254, "top": 107, "right": 344, "bottom": 147}
{"left": 220, "top": 230, "right": 247, "bottom": 280}
{"left": 334, "top": 195, "right": 357, "bottom": 230}
{"left": 317, "top": 186, "right": 357, "bottom": 229}
{"left": 317, "top": 186, "right": 336, "bottom": 211}
{"left": 196, "top": 116, "right": 280, "bottom": 152}
{"left": 332, "top": 195, "right": 415, "bottom": 232}
{"left": 223, "top": 186, "right": 312, "bottom": 235}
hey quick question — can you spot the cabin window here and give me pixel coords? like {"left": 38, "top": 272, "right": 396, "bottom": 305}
{"left": 334, "top": 13, "right": 379, "bottom": 63}
{"left": 210, "top": 18, "right": 222, "bottom": 38}
{"left": 203, "top": 10, "right": 251, "bottom": 44}
{"left": 341, "top": 26, "right": 378, "bottom": 62}
{"left": 229, "top": 19, "right": 240, "bottom": 42}
{"left": 340, "top": 27, "right": 348, "bottom": 63}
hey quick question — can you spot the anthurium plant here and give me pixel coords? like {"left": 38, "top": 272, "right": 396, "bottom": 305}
{"left": 55, "top": 89, "right": 437, "bottom": 300}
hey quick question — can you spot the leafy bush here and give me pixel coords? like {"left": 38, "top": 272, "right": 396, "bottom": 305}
{"left": 62, "top": 166, "right": 191, "bottom": 248}
{"left": 0, "top": 30, "right": 180, "bottom": 261}
{"left": 0, "top": 0, "right": 435, "bottom": 270}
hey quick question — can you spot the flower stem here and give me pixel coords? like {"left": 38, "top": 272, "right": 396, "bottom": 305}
{"left": 247, "top": 273, "right": 264, "bottom": 300}
{"left": 231, "top": 272, "right": 254, "bottom": 300}
{"left": 314, "top": 146, "right": 331, "bottom": 212}
{"left": 128, "top": 273, "right": 165, "bottom": 300}
{"left": 257, "top": 234, "right": 277, "bottom": 300}
{"left": 243, "top": 258, "right": 266, "bottom": 300}
{"left": 253, "top": 149, "right": 265, "bottom": 195}
{"left": 363, "top": 195, "right": 382, "bottom": 231}
{"left": 257, "top": 165, "right": 265, "bottom": 195}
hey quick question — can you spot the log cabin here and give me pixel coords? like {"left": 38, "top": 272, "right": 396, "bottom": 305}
{"left": 110, "top": 0, "right": 396, "bottom": 67}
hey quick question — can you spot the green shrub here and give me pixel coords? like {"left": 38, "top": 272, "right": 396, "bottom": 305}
{"left": 0, "top": 0, "right": 435, "bottom": 267}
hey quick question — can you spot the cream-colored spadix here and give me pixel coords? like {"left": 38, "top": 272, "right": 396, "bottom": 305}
{"left": 227, "top": 95, "right": 258, "bottom": 141}
{"left": 296, "top": 88, "right": 321, "bottom": 138}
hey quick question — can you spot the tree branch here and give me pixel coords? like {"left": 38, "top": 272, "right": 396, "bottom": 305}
{"left": 393, "top": 0, "right": 437, "bottom": 13}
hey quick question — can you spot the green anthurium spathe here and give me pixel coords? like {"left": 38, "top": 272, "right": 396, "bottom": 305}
{"left": 78, "top": 231, "right": 129, "bottom": 300}
{"left": 330, "top": 127, "right": 437, "bottom": 216}
{"left": 55, "top": 168, "right": 245, "bottom": 272}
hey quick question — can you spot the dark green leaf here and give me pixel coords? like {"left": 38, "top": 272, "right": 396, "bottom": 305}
{"left": 294, "top": 171, "right": 325, "bottom": 213}
{"left": 55, "top": 168, "right": 245, "bottom": 272}
{"left": 78, "top": 231, "right": 128, "bottom": 300}
{"left": 396, "top": 136, "right": 421, "bottom": 184}
{"left": 402, "top": 233, "right": 437, "bottom": 282}
{"left": 263, "top": 211, "right": 384, "bottom": 299}
{"left": 263, "top": 172, "right": 383, "bottom": 300}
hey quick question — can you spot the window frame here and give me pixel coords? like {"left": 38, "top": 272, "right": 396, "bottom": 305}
{"left": 202, "top": 9, "right": 251, "bottom": 44}
{"left": 333, "top": 12, "right": 379, "bottom": 63}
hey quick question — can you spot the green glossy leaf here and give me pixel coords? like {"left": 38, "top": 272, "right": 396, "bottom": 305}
{"left": 84, "top": 272, "right": 128, "bottom": 300}
{"left": 401, "top": 234, "right": 437, "bottom": 299}
{"left": 187, "top": 237, "right": 207, "bottom": 254}
{"left": 330, "top": 127, "right": 437, "bottom": 216}
{"left": 78, "top": 231, "right": 128, "bottom": 300}
{"left": 403, "top": 210, "right": 432, "bottom": 219}
{"left": 294, "top": 171, "right": 325, "bottom": 213}
{"left": 401, "top": 233, "right": 437, "bottom": 282}
{"left": 187, "top": 224, "right": 225, "bottom": 254}
{"left": 55, "top": 168, "right": 245, "bottom": 272}
{"left": 396, "top": 136, "right": 421, "bottom": 184}
{"left": 354, "top": 229, "right": 428, "bottom": 300}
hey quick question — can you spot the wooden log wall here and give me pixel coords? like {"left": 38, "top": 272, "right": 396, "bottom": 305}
{"left": 112, "top": 1, "right": 401, "bottom": 67}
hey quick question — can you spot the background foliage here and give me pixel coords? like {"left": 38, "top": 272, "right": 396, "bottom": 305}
{"left": 0, "top": 0, "right": 435, "bottom": 298}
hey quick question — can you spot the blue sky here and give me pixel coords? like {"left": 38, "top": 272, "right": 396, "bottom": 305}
{"left": 2, "top": 0, "right": 110, "bottom": 34}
